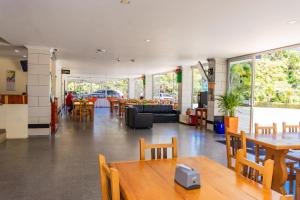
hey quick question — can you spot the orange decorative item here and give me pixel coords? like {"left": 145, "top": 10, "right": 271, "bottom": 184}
{"left": 224, "top": 116, "right": 238, "bottom": 133}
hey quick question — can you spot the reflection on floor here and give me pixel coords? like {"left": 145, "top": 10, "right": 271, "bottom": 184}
{"left": 0, "top": 108, "right": 226, "bottom": 200}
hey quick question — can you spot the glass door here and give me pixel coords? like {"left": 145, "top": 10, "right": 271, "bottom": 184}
{"left": 228, "top": 59, "right": 253, "bottom": 133}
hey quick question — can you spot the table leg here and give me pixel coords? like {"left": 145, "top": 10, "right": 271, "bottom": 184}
{"left": 265, "top": 148, "right": 289, "bottom": 194}
{"left": 91, "top": 108, "right": 94, "bottom": 121}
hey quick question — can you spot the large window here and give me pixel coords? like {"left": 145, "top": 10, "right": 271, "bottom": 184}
{"left": 134, "top": 78, "right": 144, "bottom": 99}
{"left": 228, "top": 45, "right": 300, "bottom": 132}
{"left": 229, "top": 60, "right": 252, "bottom": 105}
{"left": 67, "top": 79, "right": 129, "bottom": 98}
{"left": 153, "top": 71, "right": 178, "bottom": 102}
{"left": 192, "top": 68, "right": 208, "bottom": 108}
{"left": 255, "top": 49, "right": 300, "bottom": 107}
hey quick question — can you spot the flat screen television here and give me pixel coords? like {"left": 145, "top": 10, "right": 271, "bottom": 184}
{"left": 198, "top": 91, "right": 208, "bottom": 108}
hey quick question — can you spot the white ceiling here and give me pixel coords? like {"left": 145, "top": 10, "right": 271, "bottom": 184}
{"left": 0, "top": 0, "right": 300, "bottom": 77}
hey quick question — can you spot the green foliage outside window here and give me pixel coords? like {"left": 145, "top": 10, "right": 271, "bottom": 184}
{"left": 229, "top": 62, "right": 251, "bottom": 105}
{"left": 229, "top": 49, "right": 300, "bottom": 107}
{"left": 255, "top": 50, "right": 300, "bottom": 106}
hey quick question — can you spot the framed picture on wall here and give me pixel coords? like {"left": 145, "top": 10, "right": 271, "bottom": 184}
{"left": 6, "top": 70, "right": 16, "bottom": 91}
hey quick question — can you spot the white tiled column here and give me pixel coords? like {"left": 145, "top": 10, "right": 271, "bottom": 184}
{"left": 207, "top": 58, "right": 227, "bottom": 131}
{"left": 145, "top": 74, "right": 153, "bottom": 99}
{"left": 128, "top": 78, "right": 135, "bottom": 99}
{"left": 178, "top": 66, "right": 192, "bottom": 112}
{"left": 27, "top": 47, "right": 51, "bottom": 136}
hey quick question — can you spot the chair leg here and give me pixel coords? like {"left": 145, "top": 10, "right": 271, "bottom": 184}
{"left": 296, "top": 169, "right": 300, "bottom": 200}
{"left": 255, "top": 144, "right": 260, "bottom": 163}
{"left": 288, "top": 163, "right": 295, "bottom": 194}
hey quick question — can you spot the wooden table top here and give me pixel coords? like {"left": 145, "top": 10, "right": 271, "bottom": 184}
{"left": 73, "top": 101, "right": 94, "bottom": 106}
{"left": 246, "top": 132, "right": 300, "bottom": 150}
{"left": 110, "top": 156, "right": 281, "bottom": 200}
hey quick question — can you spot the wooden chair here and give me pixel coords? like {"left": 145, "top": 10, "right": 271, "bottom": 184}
{"left": 254, "top": 123, "right": 277, "bottom": 163}
{"left": 73, "top": 103, "right": 81, "bottom": 120}
{"left": 235, "top": 149, "right": 274, "bottom": 190}
{"left": 280, "top": 195, "right": 294, "bottom": 200}
{"left": 283, "top": 122, "right": 300, "bottom": 194}
{"left": 139, "top": 137, "right": 177, "bottom": 160}
{"left": 283, "top": 122, "right": 300, "bottom": 133}
{"left": 295, "top": 167, "right": 300, "bottom": 200}
{"left": 254, "top": 123, "right": 277, "bottom": 136}
{"left": 195, "top": 108, "right": 207, "bottom": 129}
{"left": 79, "top": 102, "right": 90, "bottom": 122}
{"left": 98, "top": 155, "right": 120, "bottom": 200}
{"left": 225, "top": 128, "right": 247, "bottom": 170}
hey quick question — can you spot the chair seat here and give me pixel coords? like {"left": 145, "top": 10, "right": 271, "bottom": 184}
{"left": 287, "top": 151, "right": 300, "bottom": 163}
{"left": 258, "top": 155, "right": 296, "bottom": 165}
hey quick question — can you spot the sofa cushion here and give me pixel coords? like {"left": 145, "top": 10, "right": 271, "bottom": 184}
{"left": 132, "top": 105, "right": 144, "bottom": 113}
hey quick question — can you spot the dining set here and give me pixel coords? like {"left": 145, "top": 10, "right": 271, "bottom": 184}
{"left": 72, "top": 100, "right": 95, "bottom": 122}
{"left": 98, "top": 134, "right": 294, "bottom": 200}
{"left": 226, "top": 121, "right": 300, "bottom": 199}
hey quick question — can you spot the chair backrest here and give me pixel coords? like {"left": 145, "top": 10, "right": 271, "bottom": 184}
{"left": 139, "top": 137, "right": 177, "bottom": 160}
{"left": 283, "top": 122, "right": 300, "bottom": 133}
{"left": 225, "top": 128, "right": 247, "bottom": 170}
{"left": 255, "top": 123, "right": 277, "bottom": 136}
{"left": 280, "top": 195, "right": 294, "bottom": 200}
{"left": 98, "top": 155, "right": 120, "bottom": 200}
{"left": 235, "top": 149, "right": 274, "bottom": 190}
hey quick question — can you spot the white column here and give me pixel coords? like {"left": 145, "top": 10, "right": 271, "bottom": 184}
{"left": 27, "top": 47, "right": 51, "bottom": 136}
{"left": 178, "top": 66, "right": 192, "bottom": 112}
{"left": 207, "top": 58, "right": 227, "bottom": 131}
{"left": 128, "top": 78, "right": 135, "bottom": 99}
{"left": 145, "top": 74, "right": 153, "bottom": 99}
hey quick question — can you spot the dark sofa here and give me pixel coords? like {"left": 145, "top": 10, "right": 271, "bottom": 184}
{"left": 126, "top": 105, "right": 180, "bottom": 129}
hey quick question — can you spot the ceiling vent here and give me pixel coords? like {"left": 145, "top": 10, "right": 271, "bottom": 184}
{"left": 0, "top": 37, "right": 10, "bottom": 46}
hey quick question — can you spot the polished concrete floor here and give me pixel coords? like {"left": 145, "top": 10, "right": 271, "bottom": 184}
{"left": 0, "top": 108, "right": 227, "bottom": 200}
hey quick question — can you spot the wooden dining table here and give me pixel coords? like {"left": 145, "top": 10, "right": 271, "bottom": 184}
{"left": 73, "top": 101, "right": 95, "bottom": 121}
{"left": 110, "top": 156, "right": 281, "bottom": 200}
{"left": 245, "top": 132, "right": 300, "bottom": 194}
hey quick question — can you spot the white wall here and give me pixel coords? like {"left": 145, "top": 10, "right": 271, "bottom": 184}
{"left": 0, "top": 57, "right": 27, "bottom": 94}
{"left": 0, "top": 104, "right": 28, "bottom": 139}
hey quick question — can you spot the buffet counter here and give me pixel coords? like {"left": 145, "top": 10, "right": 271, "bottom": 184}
{"left": 0, "top": 104, "right": 28, "bottom": 139}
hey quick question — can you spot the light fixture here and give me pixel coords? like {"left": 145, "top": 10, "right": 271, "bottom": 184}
{"left": 96, "top": 49, "right": 106, "bottom": 53}
{"left": 287, "top": 20, "right": 297, "bottom": 25}
{"left": 23, "top": 55, "right": 27, "bottom": 58}
{"left": 120, "top": 0, "right": 130, "bottom": 5}
{"left": 14, "top": 49, "right": 20, "bottom": 53}
{"left": 145, "top": 39, "right": 151, "bottom": 43}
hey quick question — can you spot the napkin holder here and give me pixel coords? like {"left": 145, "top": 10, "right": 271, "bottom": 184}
{"left": 174, "top": 164, "right": 200, "bottom": 190}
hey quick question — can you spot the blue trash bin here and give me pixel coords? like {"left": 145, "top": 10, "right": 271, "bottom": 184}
{"left": 215, "top": 121, "right": 225, "bottom": 134}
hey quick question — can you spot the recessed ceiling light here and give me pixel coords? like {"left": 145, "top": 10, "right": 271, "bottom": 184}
{"left": 23, "top": 55, "right": 27, "bottom": 58}
{"left": 14, "top": 49, "right": 20, "bottom": 53}
{"left": 287, "top": 20, "right": 297, "bottom": 25}
{"left": 96, "top": 49, "right": 106, "bottom": 53}
{"left": 145, "top": 39, "right": 151, "bottom": 43}
{"left": 120, "top": 0, "right": 130, "bottom": 5}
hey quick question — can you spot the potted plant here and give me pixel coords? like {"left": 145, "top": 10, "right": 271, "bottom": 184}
{"left": 217, "top": 92, "right": 242, "bottom": 133}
